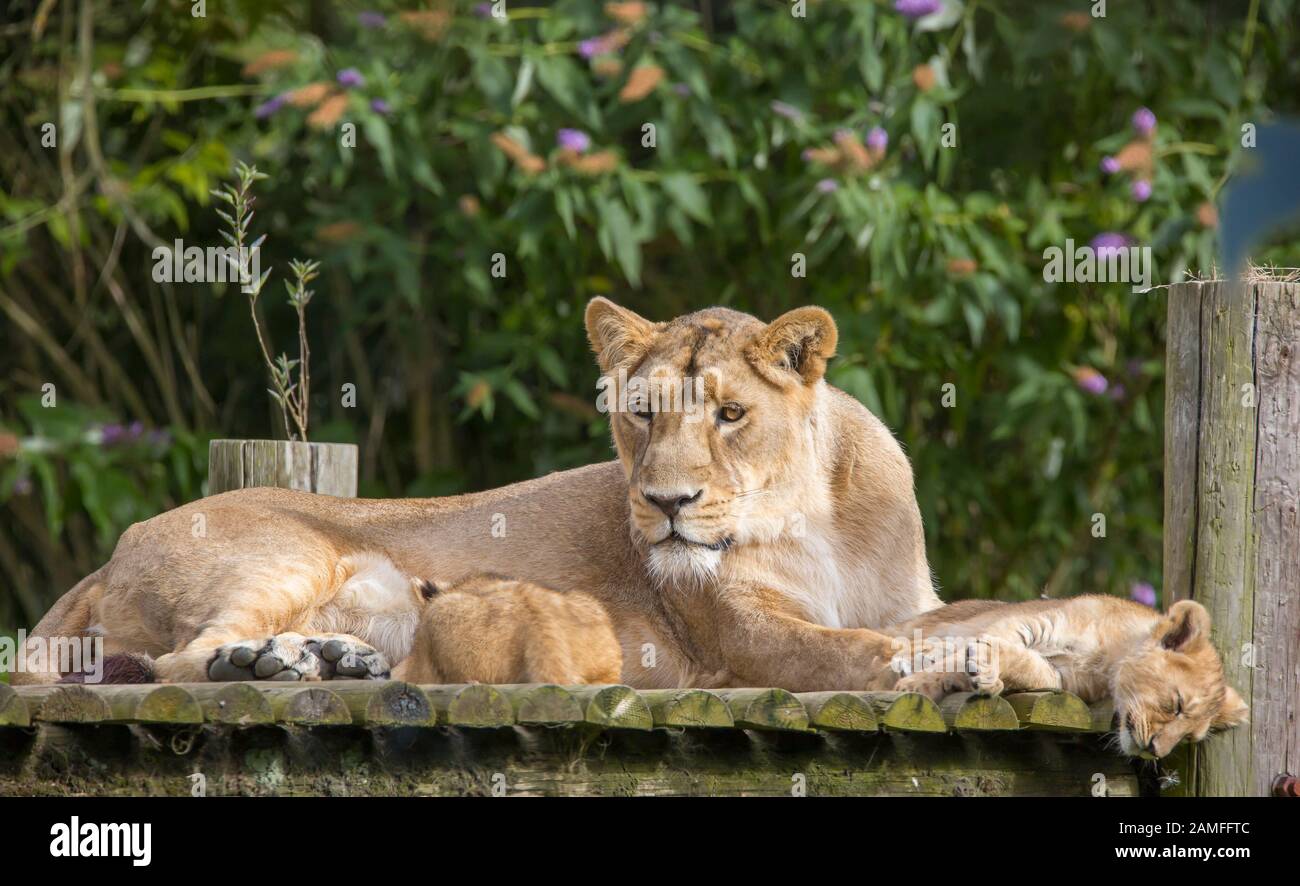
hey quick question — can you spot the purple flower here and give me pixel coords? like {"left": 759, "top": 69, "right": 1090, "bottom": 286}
{"left": 672, "top": 83, "right": 691, "bottom": 97}
{"left": 1131, "top": 107, "right": 1157, "bottom": 136}
{"left": 866, "top": 126, "right": 889, "bottom": 153}
{"left": 370, "top": 98, "right": 391, "bottom": 115}
{"left": 148, "top": 429, "right": 173, "bottom": 449}
{"left": 1131, "top": 179, "right": 1153, "bottom": 202}
{"left": 1130, "top": 581, "right": 1157, "bottom": 608}
{"left": 1108, "top": 384, "right": 1126, "bottom": 401}
{"left": 770, "top": 100, "right": 804, "bottom": 122}
{"left": 894, "top": 0, "right": 943, "bottom": 19}
{"left": 1090, "top": 232, "right": 1131, "bottom": 256}
{"left": 1100, "top": 155, "right": 1120, "bottom": 175}
{"left": 336, "top": 68, "right": 365, "bottom": 89}
{"left": 474, "top": 3, "right": 494, "bottom": 17}
{"left": 1075, "top": 368, "right": 1109, "bottom": 396}
{"left": 12, "top": 476, "right": 32, "bottom": 496}
{"left": 254, "top": 93, "right": 287, "bottom": 119}
{"left": 579, "top": 34, "right": 622, "bottom": 59}
{"left": 556, "top": 128, "right": 591, "bottom": 153}
{"left": 99, "top": 421, "right": 145, "bottom": 448}
{"left": 816, "top": 178, "right": 839, "bottom": 193}
{"left": 357, "top": 11, "right": 386, "bottom": 28}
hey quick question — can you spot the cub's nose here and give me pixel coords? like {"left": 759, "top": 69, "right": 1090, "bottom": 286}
{"left": 643, "top": 489, "right": 702, "bottom": 518}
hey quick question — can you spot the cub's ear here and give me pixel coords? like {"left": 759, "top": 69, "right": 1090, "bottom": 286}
{"left": 585, "top": 297, "right": 657, "bottom": 374}
{"left": 1213, "top": 686, "right": 1249, "bottom": 730}
{"left": 1155, "top": 599, "right": 1211, "bottom": 652}
{"left": 746, "top": 306, "right": 838, "bottom": 386}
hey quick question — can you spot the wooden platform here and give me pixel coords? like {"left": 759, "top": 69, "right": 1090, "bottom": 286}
{"left": 0, "top": 682, "right": 1155, "bottom": 796}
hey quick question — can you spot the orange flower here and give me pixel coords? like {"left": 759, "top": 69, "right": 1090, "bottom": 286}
{"left": 593, "top": 58, "right": 624, "bottom": 78}
{"left": 833, "top": 130, "right": 875, "bottom": 171}
{"left": 561, "top": 149, "right": 619, "bottom": 175}
{"left": 946, "top": 258, "right": 978, "bottom": 277}
{"left": 400, "top": 9, "right": 451, "bottom": 41}
{"left": 1060, "top": 12, "right": 1092, "bottom": 33}
{"left": 619, "top": 64, "right": 664, "bottom": 102}
{"left": 242, "top": 49, "right": 299, "bottom": 78}
{"left": 307, "top": 94, "right": 349, "bottom": 129}
{"left": 1196, "top": 202, "right": 1219, "bottom": 229}
{"left": 0, "top": 432, "right": 18, "bottom": 458}
{"left": 491, "top": 132, "right": 546, "bottom": 175}
{"left": 912, "top": 64, "right": 936, "bottom": 92}
{"left": 288, "top": 82, "right": 334, "bottom": 107}
{"left": 802, "top": 146, "right": 842, "bottom": 167}
{"left": 316, "top": 221, "right": 362, "bottom": 242}
{"left": 605, "top": 1, "right": 647, "bottom": 25}
{"left": 1113, "top": 139, "right": 1154, "bottom": 177}
{"left": 459, "top": 195, "right": 482, "bottom": 217}
{"left": 466, "top": 379, "right": 491, "bottom": 409}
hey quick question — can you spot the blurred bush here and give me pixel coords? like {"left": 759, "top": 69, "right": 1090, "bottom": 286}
{"left": 2, "top": 0, "right": 1297, "bottom": 630}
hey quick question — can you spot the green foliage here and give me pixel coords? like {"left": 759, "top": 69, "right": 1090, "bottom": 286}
{"left": 1, "top": 0, "right": 1298, "bottom": 629}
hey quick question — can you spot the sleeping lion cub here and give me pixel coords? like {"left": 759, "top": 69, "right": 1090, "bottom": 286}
{"left": 879, "top": 596, "right": 1248, "bottom": 759}
{"left": 392, "top": 574, "right": 622, "bottom": 685}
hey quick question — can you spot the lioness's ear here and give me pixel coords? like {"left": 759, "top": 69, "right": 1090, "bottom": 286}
{"left": 585, "top": 297, "right": 657, "bottom": 373}
{"left": 1213, "top": 686, "right": 1249, "bottom": 730}
{"left": 747, "top": 306, "right": 838, "bottom": 385}
{"left": 1155, "top": 599, "right": 1211, "bottom": 652}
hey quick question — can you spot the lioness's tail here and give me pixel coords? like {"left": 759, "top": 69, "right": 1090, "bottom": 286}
{"left": 8, "top": 569, "right": 104, "bottom": 685}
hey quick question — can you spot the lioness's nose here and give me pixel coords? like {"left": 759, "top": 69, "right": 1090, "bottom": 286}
{"left": 644, "top": 489, "right": 702, "bottom": 518}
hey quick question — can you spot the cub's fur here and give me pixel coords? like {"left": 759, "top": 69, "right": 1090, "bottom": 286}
{"left": 392, "top": 574, "right": 622, "bottom": 685}
{"left": 879, "top": 596, "right": 1249, "bottom": 758}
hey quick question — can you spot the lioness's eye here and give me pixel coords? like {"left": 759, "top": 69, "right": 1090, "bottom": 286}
{"left": 629, "top": 402, "right": 652, "bottom": 421}
{"left": 1175, "top": 695, "right": 1184, "bottom": 716}
{"left": 718, "top": 403, "right": 746, "bottom": 423}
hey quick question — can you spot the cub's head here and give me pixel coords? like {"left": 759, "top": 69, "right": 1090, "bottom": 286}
{"left": 1113, "top": 600, "right": 1248, "bottom": 759}
{"left": 585, "top": 297, "right": 837, "bottom": 585}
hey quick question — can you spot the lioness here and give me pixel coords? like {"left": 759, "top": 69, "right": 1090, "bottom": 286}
{"left": 391, "top": 573, "right": 622, "bottom": 685}
{"left": 879, "top": 597, "right": 1249, "bottom": 758}
{"left": 17, "top": 299, "right": 940, "bottom": 689}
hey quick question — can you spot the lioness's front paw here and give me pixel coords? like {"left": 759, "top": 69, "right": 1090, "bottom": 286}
{"left": 310, "top": 637, "right": 391, "bottom": 680}
{"left": 895, "top": 671, "right": 974, "bottom": 701}
{"left": 209, "top": 633, "right": 322, "bottom": 682}
{"left": 965, "top": 637, "right": 1004, "bottom": 696}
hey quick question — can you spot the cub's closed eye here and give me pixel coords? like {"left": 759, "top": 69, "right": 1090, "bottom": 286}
{"left": 629, "top": 402, "right": 653, "bottom": 420}
{"left": 718, "top": 403, "right": 746, "bottom": 423}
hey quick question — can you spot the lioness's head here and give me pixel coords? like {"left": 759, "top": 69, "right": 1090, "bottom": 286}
{"left": 585, "top": 298, "right": 838, "bottom": 585}
{"left": 1113, "top": 600, "right": 1249, "bottom": 759}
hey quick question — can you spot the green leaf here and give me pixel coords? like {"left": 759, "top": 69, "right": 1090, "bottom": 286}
{"left": 661, "top": 173, "right": 711, "bottom": 223}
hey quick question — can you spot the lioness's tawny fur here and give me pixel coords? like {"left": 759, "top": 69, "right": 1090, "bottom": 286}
{"left": 17, "top": 299, "right": 939, "bottom": 690}
{"left": 392, "top": 574, "right": 622, "bottom": 685}
{"left": 877, "top": 596, "right": 1249, "bottom": 758}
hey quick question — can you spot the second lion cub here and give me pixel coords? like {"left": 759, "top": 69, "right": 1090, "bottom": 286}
{"left": 392, "top": 574, "right": 622, "bottom": 685}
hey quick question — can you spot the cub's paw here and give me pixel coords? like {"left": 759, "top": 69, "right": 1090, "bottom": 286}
{"left": 895, "top": 671, "right": 974, "bottom": 701}
{"left": 965, "top": 637, "right": 1004, "bottom": 696}
{"left": 208, "top": 633, "right": 322, "bottom": 682}
{"left": 307, "top": 636, "right": 391, "bottom": 680}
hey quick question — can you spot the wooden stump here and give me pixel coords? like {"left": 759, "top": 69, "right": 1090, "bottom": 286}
{"left": 208, "top": 439, "right": 358, "bottom": 497}
{"left": 1164, "top": 280, "right": 1300, "bottom": 797}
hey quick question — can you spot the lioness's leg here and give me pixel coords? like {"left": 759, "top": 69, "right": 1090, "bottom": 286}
{"left": 713, "top": 586, "right": 898, "bottom": 691}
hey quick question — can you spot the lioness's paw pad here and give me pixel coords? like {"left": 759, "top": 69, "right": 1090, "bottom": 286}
{"left": 965, "top": 638, "right": 1004, "bottom": 696}
{"left": 305, "top": 637, "right": 390, "bottom": 680}
{"left": 208, "top": 634, "right": 323, "bottom": 682}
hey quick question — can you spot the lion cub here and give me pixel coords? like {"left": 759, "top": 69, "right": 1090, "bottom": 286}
{"left": 879, "top": 596, "right": 1248, "bottom": 759}
{"left": 392, "top": 574, "right": 622, "bottom": 685}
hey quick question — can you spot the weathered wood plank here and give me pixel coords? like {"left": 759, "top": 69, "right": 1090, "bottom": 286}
{"left": 258, "top": 686, "right": 352, "bottom": 725}
{"left": 207, "top": 440, "right": 358, "bottom": 497}
{"left": 797, "top": 691, "right": 879, "bottom": 732}
{"left": 639, "top": 688, "right": 734, "bottom": 728}
{"left": 20, "top": 685, "right": 111, "bottom": 723}
{"left": 329, "top": 681, "right": 433, "bottom": 726}
{"left": 862, "top": 691, "right": 947, "bottom": 733}
{"left": 0, "top": 684, "right": 31, "bottom": 727}
{"left": 1189, "top": 281, "right": 1258, "bottom": 797}
{"left": 570, "top": 685, "right": 654, "bottom": 730}
{"left": 132, "top": 685, "right": 203, "bottom": 724}
{"left": 423, "top": 684, "right": 515, "bottom": 727}
{"left": 1005, "top": 691, "right": 1092, "bottom": 731}
{"left": 1247, "top": 281, "right": 1300, "bottom": 798}
{"left": 720, "top": 688, "right": 809, "bottom": 731}
{"left": 1164, "top": 280, "right": 1202, "bottom": 603}
{"left": 499, "top": 684, "right": 584, "bottom": 724}
{"left": 939, "top": 692, "right": 1020, "bottom": 731}
{"left": 188, "top": 683, "right": 275, "bottom": 725}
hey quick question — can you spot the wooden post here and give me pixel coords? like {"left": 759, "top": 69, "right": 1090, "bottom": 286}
{"left": 1164, "top": 280, "right": 1300, "bottom": 797}
{"left": 207, "top": 439, "right": 358, "bottom": 497}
